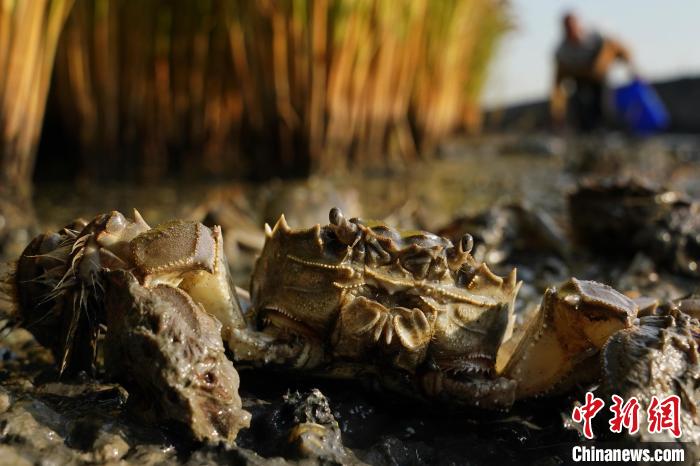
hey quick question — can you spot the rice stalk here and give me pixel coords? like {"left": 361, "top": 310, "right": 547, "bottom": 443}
{"left": 34, "top": 0, "right": 510, "bottom": 182}
{"left": 0, "top": 0, "right": 74, "bottom": 203}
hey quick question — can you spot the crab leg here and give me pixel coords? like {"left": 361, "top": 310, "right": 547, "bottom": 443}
{"left": 499, "top": 278, "right": 637, "bottom": 399}
{"left": 226, "top": 326, "right": 324, "bottom": 368}
{"left": 421, "top": 371, "right": 517, "bottom": 409}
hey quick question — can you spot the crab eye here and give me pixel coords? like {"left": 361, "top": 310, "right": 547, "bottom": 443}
{"left": 460, "top": 234, "right": 474, "bottom": 254}
{"left": 329, "top": 207, "right": 343, "bottom": 226}
{"left": 330, "top": 214, "right": 359, "bottom": 246}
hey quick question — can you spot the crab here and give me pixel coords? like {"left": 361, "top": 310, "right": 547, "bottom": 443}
{"left": 226, "top": 208, "right": 643, "bottom": 409}
{"left": 10, "top": 207, "right": 699, "bottom": 446}
{"left": 436, "top": 202, "right": 568, "bottom": 267}
{"left": 11, "top": 210, "right": 250, "bottom": 444}
{"left": 569, "top": 176, "right": 700, "bottom": 277}
{"left": 598, "top": 302, "right": 700, "bottom": 444}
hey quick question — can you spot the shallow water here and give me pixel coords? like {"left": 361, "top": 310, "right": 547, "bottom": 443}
{"left": 33, "top": 137, "right": 567, "bottom": 230}
{"left": 33, "top": 133, "right": 700, "bottom": 232}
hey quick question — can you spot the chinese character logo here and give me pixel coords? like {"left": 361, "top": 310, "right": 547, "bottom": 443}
{"left": 647, "top": 395, "right": 681, "bottom": 438}
{"left": 609, "top": 395, "right": 640, "bottom": 434}
{"left": 572, "top": 392, "right": 682, "bottom": 439}
{"left": 572, "top": 392, "right": 605, "bottom": 439}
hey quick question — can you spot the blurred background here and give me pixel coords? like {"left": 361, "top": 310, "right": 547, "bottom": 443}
{"left": 485, "top": 0, "right": 700, "bottom": 106}
{"left": 1, "top": 0, "right": 510, "bottom": 253}
{"left": 0, "top": 0, "right": 699, "bottom": 285}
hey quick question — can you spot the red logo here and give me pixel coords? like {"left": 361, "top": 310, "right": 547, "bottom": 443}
{"left": 609, "top": 395, "right": 640, "bottom": 435}
{"left": 572, "top": 393, "right": 682, "bottom": 439}
{"left": 572, "top": 392, "right": 605, "bottom": 439}
{"left": 647, "top": 395, "right": 681, "bottom": 438}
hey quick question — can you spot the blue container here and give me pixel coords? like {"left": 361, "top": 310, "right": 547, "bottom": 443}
{"left": 614, "top": 78, "right": 669, "bottom": 135}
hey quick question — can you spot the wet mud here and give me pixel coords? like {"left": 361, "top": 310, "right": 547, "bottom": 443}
{"left": 2, "top": 134, "right": 700, "bottom": 465}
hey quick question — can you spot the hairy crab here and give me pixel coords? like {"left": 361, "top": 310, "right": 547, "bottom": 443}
{"left": 599, "top": 302, "right": 700, "bottom": 444}
{"left": 11, "top": 210, "right": 249, "bottom": 443}
{"left": 229, "top": 208, "right": 643, "bottom": 409}
{"left": 9, "top": 207, "right": 699, "bottom": 446}
{"left": 569, "top": 176, "right": 700, "bottom": 277}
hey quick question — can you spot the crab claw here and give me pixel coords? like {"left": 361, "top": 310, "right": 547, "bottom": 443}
{"left": 130, "top": 220, "right": 247, "bottom": 337}
{"left": 501, "top": 278, "right": 637, "bottom": 399}
{"left": 131, "top": 220, "right": 218, "bottom": 280}
{"left": 179, "top": 225, "right": 247, "bottom": 336}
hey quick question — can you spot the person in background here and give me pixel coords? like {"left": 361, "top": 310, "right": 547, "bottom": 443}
{"left": 550, "top": 13, "right": 633, "bottom": 132}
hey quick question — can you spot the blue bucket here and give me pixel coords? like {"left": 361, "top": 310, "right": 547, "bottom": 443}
{"left": 613, "top": 78, "right": 669, "bottom": 135}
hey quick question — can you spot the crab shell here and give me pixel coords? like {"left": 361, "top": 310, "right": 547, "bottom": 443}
{"left": 600, "top": 305, "right": 700, "bottom": 443}
{"left": 13, "top": 210, "right": 252, "bottom": 444}
{"left": 104, "top": 270, "right": 250, "bottom": 445}
{"left": 249, "top": 208, "right": 522, "bottom": 406}
{"left": 13, "top": 210, "right": 245, "bottom": 374}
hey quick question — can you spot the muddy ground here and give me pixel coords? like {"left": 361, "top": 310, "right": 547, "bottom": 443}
{"left": 1, "top": 133, "right": 699, "bottom": 465}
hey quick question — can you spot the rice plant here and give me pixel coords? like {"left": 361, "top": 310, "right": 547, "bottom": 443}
{"left": 4, "top": 0, "right": 510, "bottom": 187}
{"left": 0, "top": 0, "right": 74, "bottom": 200}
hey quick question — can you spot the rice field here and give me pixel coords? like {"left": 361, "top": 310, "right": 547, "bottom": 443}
{"left": 1, "top": 0, "right": 509, "bottom": 196}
